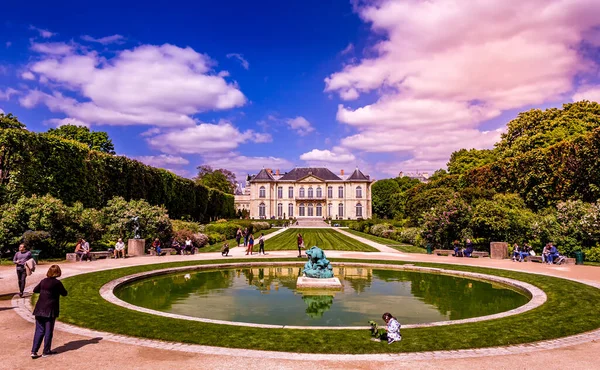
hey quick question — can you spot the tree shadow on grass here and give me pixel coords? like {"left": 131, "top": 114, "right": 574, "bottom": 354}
{"left": 53, "top": 337, "right": 103, "bottom": 354}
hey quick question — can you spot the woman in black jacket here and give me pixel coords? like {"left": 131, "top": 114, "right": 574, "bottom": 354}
{"left": 31, "top": 265, "right": 68, "bottom": 359}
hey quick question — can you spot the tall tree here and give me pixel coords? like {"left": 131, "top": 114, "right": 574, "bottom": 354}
{"left": 46, "top": 125, "right": 115, "bottom": 154}
{"left": 0, "top": 113, "right": 26, "bottom": 129}
{"left": 447, "top": 148, "right": 498, "bottom": 174}
{"left": 372, "top": 179, "right": 401, "bottom": 219}
{"left": 195, "top": 165, "right": 236, "bottom": 194}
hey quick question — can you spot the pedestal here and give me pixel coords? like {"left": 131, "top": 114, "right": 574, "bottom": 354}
{"left": 128, "top": 239, "right": 146, "bottom": 256}
{"left": 296, "top": 276, "right": 342, "bottom": 289}
{"left": 490, "top": 242, "right": 508, "bottom": 259}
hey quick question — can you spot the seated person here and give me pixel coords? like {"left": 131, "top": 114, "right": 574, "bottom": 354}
{"left": 453, "top": 240, "right": 463, "bottom": 257}
{"left": 512, "top": 243, "right": 521, "bottom": 261}
{"left": 171, "top": 239, "right": 184, "bottom": 255}
{"left": 547, "top": 244, "right": 559, "bottom": 264}
{"left": 150, "top": 238, "right": 164, "bottom": 256}
{"left": 114, "top": 238, "right": 126, "bottom": 259}
{"left": 519, "top": 244, "right": 531, "bottom": 262}
{"left": 221, "top": 243, "right": 230, "bottom": 257}
{"left": 75, "top": 240, "right": 84, "bottom": 262}
{"left": 381, "top": 312, "right": 402, "bottom": 344}
{"left": 464, "top": 239, "right": 474, "bottom": 258}
{"left": 542, "top": 244, "right": 550, "bottom": 263}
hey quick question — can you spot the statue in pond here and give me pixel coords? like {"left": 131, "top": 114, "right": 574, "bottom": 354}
{"left": 130, "top": 216, "right": 141, "bottom": 239}
{"left": 302, "top": 246, "right": 334, "bottom": 278}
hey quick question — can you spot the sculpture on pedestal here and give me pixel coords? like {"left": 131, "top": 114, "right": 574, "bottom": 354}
{"left": 302, "top": 246, "right": 334, "bottom": 278}
{"left": 130, "top": 216, "right": 141, "bottom": 239}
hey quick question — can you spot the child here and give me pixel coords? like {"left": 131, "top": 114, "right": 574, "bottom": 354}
{"left": 382, "top": 312, "right": 402, "bottom": 344}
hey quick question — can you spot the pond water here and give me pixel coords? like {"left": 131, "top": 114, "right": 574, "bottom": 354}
{"left": 115, "top": 266, "right": 530, "bottom": 326}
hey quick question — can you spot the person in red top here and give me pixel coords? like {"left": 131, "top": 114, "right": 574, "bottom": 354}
{"left": 297, "top": 233, "right": 304, "bottom": 258}
{"left": 152, "top": 238, "right": 162, "bottom": 256}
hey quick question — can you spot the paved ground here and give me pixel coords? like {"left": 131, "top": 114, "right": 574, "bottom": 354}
{"left": 2, "top": 233, "right": 600, "bottom": 369}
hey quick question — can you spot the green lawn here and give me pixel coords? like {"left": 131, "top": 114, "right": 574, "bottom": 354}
{"left": 263, "top": 228, "right": 378, "bottom": 252}
{"left": 55, "top": 258, "right": 600, "bottom": 354}
{"left": 198, "top": 227, "right": 281, "bottom": 253}
{"left": 344, "top": 229, "right": 426, "bottom": 254}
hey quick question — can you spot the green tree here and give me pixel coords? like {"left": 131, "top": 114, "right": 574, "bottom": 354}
{"left": 447, "top": 148, "right": 498, "bottom": 174}
{"left": 46, "top": 125, "right": 115, "bottom": 154}
{"left": 0, "top": 113, "right": 26, "bottom": 129}
{"left": 372, "top": 179, "right": 400, "bottom": 219}
{"left": 394, "top": 176, "right": 421, "bottom": 192}
{"left": 195, "top": 165, "right": 236, "bottom": 194}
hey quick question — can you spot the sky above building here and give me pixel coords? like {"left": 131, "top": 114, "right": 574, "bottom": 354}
{"left": 1, "top": 0, "right": 600, "bottom": 182}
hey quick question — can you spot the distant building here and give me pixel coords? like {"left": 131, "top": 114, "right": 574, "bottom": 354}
{"left": 234, "top": 167, "right": 373, "bottom": 220}
{"left": 398, "top": 171, "right": 430, "bottom": 183}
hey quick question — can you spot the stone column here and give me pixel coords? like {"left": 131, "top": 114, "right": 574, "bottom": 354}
{"left": 128, "top": 239, "right": 146, "bottom": 256}
{"left": 490, "top": 242, "right": 508, "bottom": 259}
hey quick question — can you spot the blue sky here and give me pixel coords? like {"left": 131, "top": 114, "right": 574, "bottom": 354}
{"left": 1, "top": 0, "right": 600, "bottom": 182}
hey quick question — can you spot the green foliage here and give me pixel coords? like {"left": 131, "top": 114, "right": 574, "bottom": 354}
{"left": 46, "top": 125, "right": 115, "bottom": 154}
{"left": 195, "top": 165, "right": 236, "bottom": 194}
{"left": 585, "top": 246, "right": 600, "bottom": 263}
{"left": 447, "top": 148, "right": 498, "bottom": 174}
{"left": 421, "top": 195, "right": 472, "bottom": 248}
{"left": 0, "top": 113, "right": 26, "bottom": 129}
{"left": 405, "top": 187, "right": 455, "bottom": 225}
{"left": 171, "top": 219, "right": 201, "bottom": 233}
{"left": 22, "top": 230, "right": 51, "bottom": 251}
{"left": 205, "top": 222, "right": 242, "bottom": 239}
{"left": 372, "top": 179, "right": 400, "bottom": 219}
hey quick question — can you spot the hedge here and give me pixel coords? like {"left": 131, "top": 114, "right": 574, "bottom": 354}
{"left": 0, "top": 129, "right": 234, "bottom": 221}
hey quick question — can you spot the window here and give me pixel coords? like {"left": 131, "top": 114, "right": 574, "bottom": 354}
{"left": 328, "top": 203, "right": 332, "bottom": 216}
{"left": 299, "top": 187, "right": 305, "bottom": 198}
{"left": 356, "top": 203, "right": 363, "bottom": 218}
{"left": 259, "top": 186, "right": 266, "bottom": 198}
{"left": 288, "top": 186, "right": 294, "bottom": 198}
{"left": 278, "top": 187, "right": 283, "bottom": 198}
{"left": 316, "top": 203, "right": 322, "bottom": 217}
{"left": 259, "top": 202, "right": 266, "bottom": 218}
{"left": 308, "top": 187, "right": 314, "bottom": 198}
{"left": 328, "top": 186, "right": 333, "bottom": 198}
{"left": 338, "top": 186, "right": 344, "bottom": 198}
{"left": 277, "top": 203, "right": 283, "bottom": 218}
{"left": 338, "top": 203, "right": 344, "bottom": 217}
{"left": 356, "top": 186, "right": 362, "bottom": 198}
{"left": 316, "top": 187, "right": 322, "bottom": 198}
{"left": 288, "top": 203, "right": 294, "bottom": 218}
{"left": 308, "top": 203, "right": 314, "bottom": 216}
{"left": 299, "top": 203, "right": 305, "bottom": 217}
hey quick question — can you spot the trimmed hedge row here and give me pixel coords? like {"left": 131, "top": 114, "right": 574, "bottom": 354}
{"left": 0, "top": 129, "right": 233, "bottom": 221}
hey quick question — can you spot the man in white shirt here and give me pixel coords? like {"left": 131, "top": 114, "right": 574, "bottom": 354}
{"left": 114, "top": 238, "right": 126, "bottom": 259}
{"left": 185, "top": 238, "right": 194, "bottom": 254}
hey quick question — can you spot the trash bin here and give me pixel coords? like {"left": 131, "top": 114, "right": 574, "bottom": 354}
{"left": 574, "top": 251, "right": 584, "bottom": 265}
{"left": 426, "top": 244, "right": 433, "bottom": 255}
{"left": 30, "top": 250, "right": 41, "bottom": 263}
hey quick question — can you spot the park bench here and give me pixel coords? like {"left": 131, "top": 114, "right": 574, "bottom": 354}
{"left": 471, "top": 251, "right": 490, "bottom": 258}
{"left": 66, "top": 251, "right": 112, "bottom": 262}
{"left": 525, "top": 255, "right": 575, "bottom": 265}
{"left": 149, "top": 247, "right": 175, "bottom": 256}
{"left": 434, "top": 249, "right": 489, "bottom": 258}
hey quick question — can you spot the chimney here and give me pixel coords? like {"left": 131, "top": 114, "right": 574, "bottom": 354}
{"left": 266, "top": 168, "right": 272, "bottom": 174}
{"left": 276, "top": 169, "right": 280, "bottom": 176}
{"left": 340, "top": 169, "right": 345, "bottom": 176}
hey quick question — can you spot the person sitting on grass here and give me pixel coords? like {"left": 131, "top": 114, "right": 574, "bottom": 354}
{"left": 381, "top": 312, "right": 402, "bottom": 344}
{"left": 464, "top": 239, "right": 474, "bottom": 258}
{"left": 221, "top": 243, "right": 229, "bottom": 257}
{"left": 114, "top": 238, "right": 126, "bottom": 259}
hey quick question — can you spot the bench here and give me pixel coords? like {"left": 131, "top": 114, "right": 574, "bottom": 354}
{"left": 66, "top": 251, "right": 112, "bottom": 262}
{"left": 471, "top": 251, "right": 490, "bottom": 258}
{"left": 525, "top": 255, "right": 575, "bottom": 265}
{"left": 434, "top": 249, "right": 489, "bottom": 258}
{"left": 149, "top": 247, "right": 175, "bottom": 256}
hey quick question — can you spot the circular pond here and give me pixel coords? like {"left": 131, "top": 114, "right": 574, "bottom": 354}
{"left": 114, "top": 266, "right": 530, "bottom": 327}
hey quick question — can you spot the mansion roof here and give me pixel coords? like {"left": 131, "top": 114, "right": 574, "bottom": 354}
{"left": 249, "top": 167, "right": 371, "bottom": 183}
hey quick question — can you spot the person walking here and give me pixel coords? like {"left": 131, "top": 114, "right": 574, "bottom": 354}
{"left": 30, "top": 265, "right": 68, "bottom": 358}
{"left": 297, "top": 233, "right": 304, "bottom": 258}
{"left": 258, "top": 233, "right": 265, "bottom": 255}
{"left": 235, "top": 228, "right": 242, "bottom": 247}
{"left": 13, "top": 244, "right": 32, "bottom": 298}
{"left": 243, "top": 228, "right": 249, "bottom": 248}
{"left": 246, "top": 234, "right": 254, "bottom": 255}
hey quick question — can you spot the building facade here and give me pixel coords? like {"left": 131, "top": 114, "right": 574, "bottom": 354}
{"left": 235, "top": 167, "right": 373, "bottom": 220}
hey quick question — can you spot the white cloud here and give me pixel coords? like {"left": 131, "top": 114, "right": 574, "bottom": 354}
{"left": 323, "top": 0, "right": 600, "bottom": 172}
{"left": 226, "top": 53, "right": 249, "bottom": 70}
{"left": 30, "top": 42, "right": 73, "bottom": 55}
{"left": 0, "top": 108, "right": 4, "bottom": 114}
{"left": 300, "top": 149, "right": 356, "bottom": 163}
{"left": 136, "top": 154, "right": 190, "bottom": 167}
{"left": 140, "top": 127, "right": 161, "bottom": 137}
{"left": 29, "top": 25, "right": 55, "bottom": 38}
{"left": 20, "top": 43, "right": 246, "bottom": 127}
{"left": 45, "top": 117, "right": 90, "bottom": 128}
{"left": 81, "top": 34, "right": 126, "bottom": 45}
{"left": 253, "top": 132, "right": 273, "bottom": 143}
{"left": 341, "top": 43, "right": 354, "bottom": 55}
{"left": 203, "top": 152, "right": 293, "bottom": 175}
{"left": 0, "top": 88, "right": 18, "bottom": 100}
{"left": 21, "top": 71, "right": 35, "bottom": 80}
{"left": 573, "top": 86, "right": 600, "bottom": 103}
{"left": 286, "top": 116, "right": 315, "bottom": 136}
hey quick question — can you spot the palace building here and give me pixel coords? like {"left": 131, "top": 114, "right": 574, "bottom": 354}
{"left": 235, "top": 167, "right": 373, "bottom": 220}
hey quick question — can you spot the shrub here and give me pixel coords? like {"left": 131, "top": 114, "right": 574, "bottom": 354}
{"left": 22, "top": 230, "right": 51, "bottom": 251}
{"left": 206, "top": 232, "right": 226, "bottom": 245}
{"left": 251, "top": 222, "right": 270, "bottom": 232}
{"left": 370, "top": 223, "right": 395, "bottom": 238}
{"left": 216, "top": 219, "right": 228, "bottom": 223}
{"left": 205, "top": 222, "right": 241, "bottom": 239}
{"left": 173, "top": 229, "right": 208, "bottom": 248}
{"left": 194, "top": 233, "right": 209, "bottom": 247}
{"left": 399, "top": 227, "right": 421, "bottom": 245}
{"left": 172, "top": 220, "right": 201, "bottom": 233}
{"left": 585, "top": 246, "right": 600, "bottom": 263}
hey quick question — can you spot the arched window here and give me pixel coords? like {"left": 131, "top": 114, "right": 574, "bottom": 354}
{"left": 288, "top": 186, "right": 294, "bottom": 198}
{"left": 259, "top": 202, "right": 266, "bottom": 218}
{"left": 278, "top": 187, "right": 283, "bottom": 198}
{"left": 327, "top": 186, "right": 333, "bottom": 198}
{"left": 316, "top": 203, "right": 322, "bottom": 217}
{"left": 356, "top": 203, "right": 363, "bottom": 218}
{"left": 328, "top": 203, "right": 332, "bottom": 216}
{"left": 308, "top": 187, "right": 314, "bottom": 198}
{"left": 277, "top": 203, "right": 283, "bottom": 218}
{"left": 288, "top": 203, "right": 294, "bottom": 217}
{"left": 299, "top": 203, "right": 305, "bottom": 217}
{"left": 338, "top": 186, "right": 344, "bottom": 198}
{"left": 338, "top": 203, "right": 344, "bottom": 218}
{"left": 316, "top": 187, "right": 322, "bottom": 198}
{"left": 308, "top": 203, "right": 314, "bottom": 216}
{"left": 299, "top": 187, "right": 305, "bottom": 198}
{"left": 356, "top": 186, "right": 362, "bottom": 198}
{"left": 259, "top": 186, "right": 266, "bottom": 198}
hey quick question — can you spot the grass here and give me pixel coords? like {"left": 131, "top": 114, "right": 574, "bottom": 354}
{"left": 343, "top": 229, "right": 426, "bottom": 254}
{"left": 263, "top": 228, "right": 378, "bottom": 252}
{"left": 54, "top": 258, "right": 600, "bottom": 354}
{"left": 198, "top": 227, "right": 281, "bottom": 253}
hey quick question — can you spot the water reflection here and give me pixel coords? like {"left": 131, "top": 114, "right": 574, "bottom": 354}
{"left": 116, "top": 266, "right": 529, "bottom": 326}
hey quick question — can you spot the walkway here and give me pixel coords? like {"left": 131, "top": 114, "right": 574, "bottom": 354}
{"left": 2, "top": 245, "right": 600, "bottom": 369}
